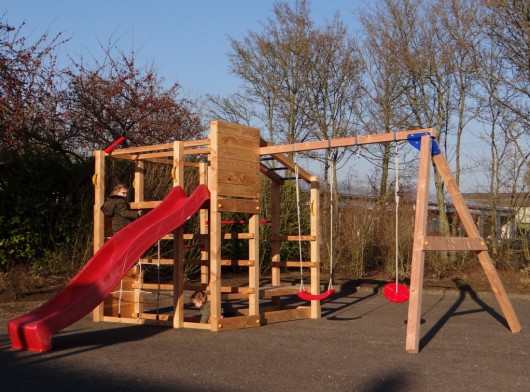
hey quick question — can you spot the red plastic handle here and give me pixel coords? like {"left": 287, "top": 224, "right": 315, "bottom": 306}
{"left": 297, "top": 288, "right": 336, "bottom": 301}
{"left": 104, "top": 135, "right": 126, "bottom": 154}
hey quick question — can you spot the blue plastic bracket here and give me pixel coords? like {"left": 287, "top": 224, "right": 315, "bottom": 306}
{"left": 407, "top": 132, "right": 440, "bottom": 156}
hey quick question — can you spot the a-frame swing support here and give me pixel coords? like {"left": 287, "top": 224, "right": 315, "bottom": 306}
{"left": 260, "top": 128, "right": 521, "bottom": 354}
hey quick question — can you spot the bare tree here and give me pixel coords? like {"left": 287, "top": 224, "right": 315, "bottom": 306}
{"left": 0, "top": 18, "right": 72, "bottom": 158}
{"left": 227, "top": 0, "right": 314, "bottom": 147}
{"left": 65, "top": 44, "right": 203, "bottom": 155}
{"left": 480, "top": 0, "right": 530, "bottom": 186}
{"left": 358, "top": 3, "right": 414, "bottom": 204}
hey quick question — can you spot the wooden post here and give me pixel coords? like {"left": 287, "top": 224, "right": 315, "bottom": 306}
{"left": 406, "top": 134, "right": 432, "bottom": 353}
{"left": 271, "top": 181, "right": 281, "bottom": 287}
{"left": 208, "top": 122, "right": 222, "bottom": 331}
{"left": 134, "top": 161, "right": 145, "bottom": 202}
{"left": 310, "top": 175, "right": 321, "bottom": 318}
{"left": 92, "top": 150, "right": 106, "bottom": 322}
{"left": 133, "top": 160, "right": 145, "bottom": 317}
{"left": 248, "top": 213, "right": 260, "bottom": 316}
{"left": 199, "top": 162, "right": 209, "bottom": 286}
{"left": 173, "top": 141, "right": 185, "bottom": 328}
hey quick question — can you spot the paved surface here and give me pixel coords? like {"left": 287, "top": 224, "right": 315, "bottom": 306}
{"left": 1, "top": 285, "right": 529, "bottom": 392}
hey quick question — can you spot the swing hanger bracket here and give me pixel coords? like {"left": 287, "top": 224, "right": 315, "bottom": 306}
{"left": 407, "top": 133, "right": 441, "bottom": 156}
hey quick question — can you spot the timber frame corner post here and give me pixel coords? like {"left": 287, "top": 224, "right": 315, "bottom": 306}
{"left": 405, "top": 132, "right": 522, "bottom": 354}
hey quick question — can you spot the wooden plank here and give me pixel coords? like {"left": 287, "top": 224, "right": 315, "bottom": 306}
{"left": 217, "top": 169, "right": 261, "bottom": 188}
{"left": 214, "top": 120, "right": 260, "bottom": 140}
{"left": 199, "top": 161, "right": 209, "bottom": 286}
{"left": 260, "top": 128, "right": 437, "bottom": 155}
{"left": 271, "top": 182, "right": 281, "bottom": 287}
{"left": 102, "top": 316, "right": 146, "bottom": 324}
{"left": 173, "top": 165, "right": 186, "bottom": 328}
{"left": 271, "top": 235, "right": 316, "bottom": 241}
{"left": 130, "top": 201, "right": 161, "bottom": 209}
{"left": 102, "top": 315, "right": 173, "bottom": 326}
{"left": 217, "top": 144, "right": 259, "bottom": 163}
{"left": 260, "top": 285, "right": 300, "bottom": 297}
{"left": 222, "top": 233, "right": 255, "bottom": 240}
{"left": 109, "top": 142, "right": 174, "bottom": 155}
{"left": 134, "top": 160, "right": 145, "bottom": 203}
{"left": 183, "top": 233, "right": 209, "bottom": 240}
{"left": 92, "top": 150, "right": 106, "bottom": 322}
{"left": 184, "top": 259, "right": 254, "bottom": 267}
{"left": 217, "top": 157, "right": 260, "bottom": 175}
{"left": 106, "top": 139, "right": 208, "bottom": 155}
{"left": 220, "top": 286, "right": 254, "bottom": 294}
{"left": 248, "top": 214, "right": 260, "bottom": 316}
{"left": 140, "top": 313, "right": 171, "bottom": 321}
{"left": 138, "top": 258, "right": 174, "bottom": 265}
{"left": 184, "top": 140, "right": 210, "bottom": 148}
{"left": 135, "top": 283, "right": 174, "bottom": 290}
{"left": 216, "top": 315, "right": 261, "bottom": 331}
{"left": 221, "top": 292, "right": 250, "bottom": 300}
{"left": 406, "top": 134, "right": 431, "bottom": 354}
{"left": 261, "top": 307, "right": 311, "bottom": 324}
{"left": 183, "top": 147, "right": 210, "bottom": 156}
{"left": 129, "top": 151, "right": 174, "bottom": 160}
{"left": 216, "top": 198, "right": 260, "bottom": 213}
{"left": 271, "top": 261, "right": 317, "bottom": 268}
{"left": 217, "top": 182, "right": 260, "bottom": 199}
{"left": 423, "top": 236, "right": 488, "bottom": 251}
{"left": 220, "top": 259, "right": 254, "bottom": 267}
{"left": 310, "top": 175, "right": 321, "bottom": 318}
{"left": 108, "top": 149, "right": 209, "bottom": 162}
{"left": 108, "top": 153, "right": 172, "bottom": 164}
{"left": 218, "top": 133, "right": 260, "bottom": 149}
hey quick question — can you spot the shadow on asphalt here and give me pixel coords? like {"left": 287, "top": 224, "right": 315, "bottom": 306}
{"left": 0, "top": 324, "right": 217, "bottom": 392}
{"left": 3, "top": 323, "right": 168, "bottom": 363}
{"left": 319, "top": 277, "right": 510, "bottom": 353}
{"left": 418, "top": 278, "right": 509, "bottom": 351}
{"left": 322, "top": 278, "right": 387, "bottom": 321}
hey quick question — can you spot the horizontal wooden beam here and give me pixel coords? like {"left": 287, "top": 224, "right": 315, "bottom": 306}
{"left": 260, "top": 285, "right": 300, "bottom": 297}
{"left": 138, "top": 258, "right": 174, "bottom": 265}
{"left": 222, "top": 233, "right": 255, "bottom": 240}
{"left": 135, "top": 283, "right": 174, "bottom": 290}
{"left": 423, "top": 236, "right": 488, "bottom": 251}
{"left": 271, "top": 261, "right": 317, "bottom": 268}
{"left": 271, "top": 235, "right": 316, "bottom": 241}
{"left": 260, "top": 128, "right": 436, "bottom": 155}
{"left": 217, "top": 315, "right": 261, "bottom": 330}
{"left": 260, "top": 307, "right": 311, "bottom": 324}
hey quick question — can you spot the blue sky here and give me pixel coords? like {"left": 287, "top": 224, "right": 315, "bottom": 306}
{"left": 2, "top": 1, "right": 505, "bottom": 192}
{"left": 2, "top": 0, "right": 365, "bottom": 98}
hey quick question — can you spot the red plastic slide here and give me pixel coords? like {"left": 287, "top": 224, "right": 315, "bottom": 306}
{"left": 8, "top": 185, "right": 210, "bottom": 352}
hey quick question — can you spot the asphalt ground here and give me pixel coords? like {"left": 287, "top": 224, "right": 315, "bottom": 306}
{"left": 1, "top": 285, "right": 529, "bottom": 392}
